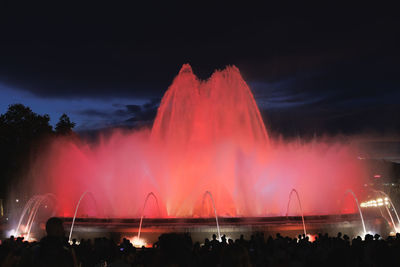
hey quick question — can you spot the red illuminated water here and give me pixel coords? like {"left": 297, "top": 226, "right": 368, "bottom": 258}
{"left": 26, "top": 64, "right": 367, "bottom": 218}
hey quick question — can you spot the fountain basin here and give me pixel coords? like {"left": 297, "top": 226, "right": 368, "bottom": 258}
{"left": 63, "top": 214, "right": 389, "bottom": 246}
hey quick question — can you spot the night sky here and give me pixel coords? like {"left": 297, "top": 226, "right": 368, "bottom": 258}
{"left": 1, "top": 2, "right": 399, "bottom": 136}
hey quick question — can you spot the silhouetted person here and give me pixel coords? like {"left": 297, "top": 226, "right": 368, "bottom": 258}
{"left": 337, "top": 232, "right": 342, "bottom": 239}
{"left": 221, "top": 235, "right": 227, "bottom": 247}
{"left": 32, "top": 217, "right": 78, "bottom": 267}
{"left": 210, "top": 234, "right": 219, "bottom": 249}
{"left": 6, "top": 230, "right": 400, "bottom": 267}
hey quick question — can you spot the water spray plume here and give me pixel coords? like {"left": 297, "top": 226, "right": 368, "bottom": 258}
{"left": 22, "top": 64, "right": 367, "bottom": 219}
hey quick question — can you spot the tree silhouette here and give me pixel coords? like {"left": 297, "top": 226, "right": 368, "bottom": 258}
{"left": 0, "top": 104, "right": 53, "bottom": 198}
{"left": 55, "top": 113, "right": 76, "bottom": 135}
{"left": 0, "top": 105, "right": 77, "bottom": 199}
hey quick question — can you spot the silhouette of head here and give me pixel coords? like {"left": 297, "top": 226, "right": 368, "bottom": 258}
{"left": 45, "top": 217, "right": 65, "bottom": 237}
{"left": 365, "top": 234, "right": 373, "bottom": 241}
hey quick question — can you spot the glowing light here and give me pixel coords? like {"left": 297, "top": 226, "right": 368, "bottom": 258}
{"left": 357, "top": 231, "right": 376, "bottom": 240}
{"left": 15, "top": 199, "right": 19, "bottom": 203}
{"left": 6, "top": 229, "right": 15, "bottom": 237}
{"left": 25, "top": 236, "right": 36, "bottom": 242}
{"left": 374, "top": 174, "right": 381, "bottom": 178}
{"left": 360, "top": 198, "right": 390, "bottom": 208}
{"left": 129, "top": 236, "right": 147, "bottom": 248}
{"left": 11, "top": 232, "right": 36, "bottom": 242}
{"left": 307, "top": 234, "right": 316, "bottom": 242}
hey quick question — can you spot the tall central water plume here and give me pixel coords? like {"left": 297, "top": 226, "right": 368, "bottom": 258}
{"left": 152, "top": 64, "right": 268, "bottom": 148}
{"left": 151, "top": 64, "right": 270, "bottom": 216}
{"left": 24, "top": 64, "right": 367, "bottom": 218}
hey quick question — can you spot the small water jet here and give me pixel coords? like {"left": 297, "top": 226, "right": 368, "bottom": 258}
{"left": 25, "top": 194, "right": 57, "bottom": 240}
{"left": 377, "top": 205, "right": 393, "bottom": 231}
{"left": 136, "top": 192, "right": 160, "bottom": 244}
{"left": 14, "top": 195, "right": 41, "bottom": 237}
{"left": 69, "top": 191, "right": 98, "bottom": 243}
{"left": 383, "top": 203, "right": 398, "bottom": 233}
{"left": 341, "top": 189, "right": 367, "bottom": 236}
{"left": 372, "top": 190, "right": 399, "bottom": 232}
{"left": 286, "top": 189, "right": 307, "bottom": 236}
{"left": 202, "top": 191, "right": 221, "bottom": 241}
{"left": 14, "top": 194, "right": 57, "bottom": 240}
{"left": 373, "top": 191, "right": 400, "bottom": 226}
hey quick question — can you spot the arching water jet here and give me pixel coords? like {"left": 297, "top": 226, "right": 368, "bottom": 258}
{"left": 372, "top": 190, "right": 399, "bottom": 232}
{"left": 286, "top": 189, "right": 307, "bottom": 236}
{"left": 69, "top": 191, "right": 98, "bottom": 243}
{"left": 377, "top": 206, "right": 393, "bottom": 231}
{"left": 136, "top": 192, "right": 160, "bottom": 245}
{"left": 373, "top": 190, "right": 400, "bottom": 227}
{"left": 14, "top": 195, "right": 41, "bottom": 237}
{"left": 203, "top": 191, "right": 221, "bottom": 241}
{"left": 341, "top": 189, "right": 367, "bottom": 236}
{"left": 25, "top": 193, "right": 57, "bottom": 240}
{"left": 14, "top": 194, "right": 57, "bottom": 240}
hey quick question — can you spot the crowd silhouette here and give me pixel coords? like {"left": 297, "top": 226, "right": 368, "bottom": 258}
{"left": 1, "top": 217, "right": 400, "bottom": 266}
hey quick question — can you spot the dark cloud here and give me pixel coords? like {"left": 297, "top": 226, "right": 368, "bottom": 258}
{"left": 1, "top": 3, "right": 398, "bottom": 97}
{"left": 78, "top": 109, "right": 110, "bottom": 118}
{"left": 76, "top": 99, "right": 159, "bottom": 129}
{"left": 0, "top": 2, "right": 399, "bottom": 134}
{"left": 124, "top": 99, "right": 159, "bottom": 125}
{"left": 125, "top": 105, "right": 141, "bottom": 114}
{"left": 113, "top": 105, "right": 142, "bottom": 117}
{"left": 143, "top": 98, "right": 161, "bottom": 110}
{"left": 262, "top": 90, "right": 400, "bottom": 137}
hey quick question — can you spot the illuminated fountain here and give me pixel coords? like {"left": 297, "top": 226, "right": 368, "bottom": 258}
{"left": 12, "top": 64, "right": 381, "bottom": 242}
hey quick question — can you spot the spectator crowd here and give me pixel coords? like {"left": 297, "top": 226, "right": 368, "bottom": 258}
{"left": 1, "top": 217, "right": 400, "bottom": 267}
